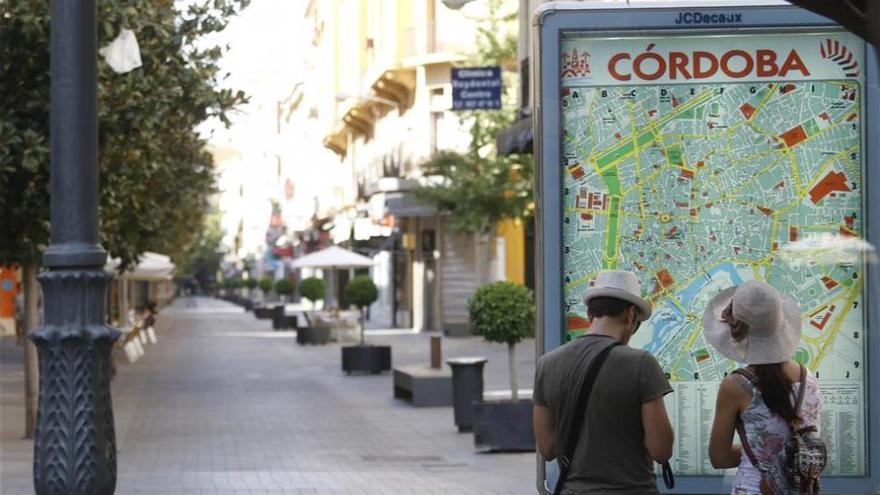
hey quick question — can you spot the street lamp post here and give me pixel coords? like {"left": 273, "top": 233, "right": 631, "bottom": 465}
{"left": 30, "top": 1, "right": 120, "bottom": 494}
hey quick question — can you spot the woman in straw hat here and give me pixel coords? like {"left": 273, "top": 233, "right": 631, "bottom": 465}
{"left": 705, "top": 280, "right": 823, "bottom": 494}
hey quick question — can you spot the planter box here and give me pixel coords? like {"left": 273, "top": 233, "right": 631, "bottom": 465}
{"left": 296, "top": 326, "right": 331, "bottom": 345}
{"left": 272, "top": 306, "right": 295, "bottom": 330}
{"left": 342, "top": 345, "right": 391, "bottom": 374}
{"left": 253, "top": 306, "right": 274, "bottom": 319}
{"left": 393, "top": 366, "right": 452, "bottom": 407}
{"left": 473, "top": 399, "right": 535, "bottom": 452}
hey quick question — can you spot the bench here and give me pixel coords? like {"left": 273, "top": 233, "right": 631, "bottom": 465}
{"left": 393, "top": 365, "right": 453, "bottom": 407}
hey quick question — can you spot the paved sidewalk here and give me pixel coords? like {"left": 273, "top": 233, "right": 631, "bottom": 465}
{"left": 1, "top": 297, "right": 539, "bottom": 494}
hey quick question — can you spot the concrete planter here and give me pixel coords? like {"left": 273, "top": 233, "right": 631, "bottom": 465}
{"left": 271, "top": 306, "right": 298, "bottom": 331}
{"left": 342, "top": 345, "right": 391, "bottom": 374}
{"left": 392, "top": 366, "right": 452, "bottom": 407}
{"left": 253, "top": 306, "right": 274, "bottom": 319}
{"left": 296, "top": 326, "right": 331, "bottom": 345}
{"left": 472, "top": 399, "right": 535, "bottom": 452}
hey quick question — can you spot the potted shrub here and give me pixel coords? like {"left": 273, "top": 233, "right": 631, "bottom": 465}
{"left": 274, "top": 278, "right": 294, "bottom": 302}
{"left": 468, "top": 281, "right": 535, "bottom": 451}
{"left": 296, "top": 277, "right": 330, "bottom": 345}
{"left": 340, "top": 275, "right": 390, "bottom": 374}
{"left": 272, "top": 278, "right": 295, "bottom": 330}
{"left": 253, "top": 276, "right": 275, "bottom": 318}
{"left": 244, "top": 277, "right": 258, "bottom": 307}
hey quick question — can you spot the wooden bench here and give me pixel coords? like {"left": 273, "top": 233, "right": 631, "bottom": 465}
{"left": 393, "top": 365, "right": 453, "bottom": 407}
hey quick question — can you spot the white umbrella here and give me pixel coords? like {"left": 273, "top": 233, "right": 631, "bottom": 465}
{"left": 291, "top": 246, "right": 372, "bottom": 269}
{"left": 291, "top": 246, "right": 372, "bottom": 307}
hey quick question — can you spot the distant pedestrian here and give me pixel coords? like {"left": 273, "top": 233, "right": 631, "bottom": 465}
{"left": 533, "top": 270, "right": 674, "bottom": 494}
{"left": 706, "top": 280, "right": 825, "bottom": 494}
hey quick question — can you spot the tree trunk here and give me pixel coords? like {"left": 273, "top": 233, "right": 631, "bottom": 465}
{"left": 22, "top": 262, "right": 39, "bottom": 439}
{"left": 508, "top": 341, "right": 518, "bottom": 401}
{"left": 359, "top": 307, "right": 366, "bottom": 346}
{"left": 304, "top": 300, "right": 313, "bottom": 327}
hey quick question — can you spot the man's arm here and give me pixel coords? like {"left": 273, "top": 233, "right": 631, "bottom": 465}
{"left": 641, "top": 396, "right": 673, "bottom": 462}
{"left": 533, "top": 403, "right": 556, "bottom": 460}
{"left": 638, "top": 353, "right": 674, "bottom": 463}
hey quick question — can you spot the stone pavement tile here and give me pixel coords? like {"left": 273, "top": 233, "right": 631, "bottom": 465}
{"left": 1, "top": 297, "right": 538, "bottom": 494}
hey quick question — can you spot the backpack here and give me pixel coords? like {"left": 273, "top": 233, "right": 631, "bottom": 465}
{"left": 732, "top": 365, "right": 827, "bottom": 495}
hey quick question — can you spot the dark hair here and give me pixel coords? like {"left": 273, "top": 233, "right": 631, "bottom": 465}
{"left": 587, "top": 296, "right": 634, "bottom": 320}
{"left": 752, "top": 363, "right": 799, "bottom": 423}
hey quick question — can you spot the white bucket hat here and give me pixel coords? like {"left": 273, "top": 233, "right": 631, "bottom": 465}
{"left": 582, "top": 270, "right": 652, "bottom": 321}
{"left": 702, "top": 280, "right": 801, "bottom": 364}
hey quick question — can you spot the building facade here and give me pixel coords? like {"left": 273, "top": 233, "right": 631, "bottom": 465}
{"left": 290, "top": 0, "right": 523, "bottom": 333}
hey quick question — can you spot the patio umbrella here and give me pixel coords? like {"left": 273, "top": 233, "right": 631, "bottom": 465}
{"left": 291, "top": 246, "right": 373, "bottom": 306}
{"left": 291, "top": 246, "right": 373, "bottom": 269}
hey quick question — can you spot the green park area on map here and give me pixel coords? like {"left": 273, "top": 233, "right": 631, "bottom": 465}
{"left": 560, "top": 79, "right": 867, "bottom": 475}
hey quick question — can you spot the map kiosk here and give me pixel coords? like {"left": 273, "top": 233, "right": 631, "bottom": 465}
{"left": 533, "top": 1, "right": 879, "bottom": 493}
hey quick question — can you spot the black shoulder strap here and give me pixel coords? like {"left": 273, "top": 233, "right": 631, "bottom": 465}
{"left": 554, "top": 341, "right": 621, "bottom": 495}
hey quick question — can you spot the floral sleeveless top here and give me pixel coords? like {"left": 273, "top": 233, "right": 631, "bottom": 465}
{"left": 730, "top": 373, "right": 823, "bottom": 495}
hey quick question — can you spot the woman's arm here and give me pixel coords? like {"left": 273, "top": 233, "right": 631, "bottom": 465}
{"left": 709, "top": 375, "right": 749, "bottom": 469}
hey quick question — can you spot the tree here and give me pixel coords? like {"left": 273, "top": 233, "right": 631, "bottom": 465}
{"left": 298, "top": 277, "right": 326, "bottom": 326}
{"left": 258, "top": 276, "right": 273, "bottom": 294}
{"left": 274, "top": 278, "right": 294, "bottom": 302}
{"left": 0, "top": 0, "right": 249, "bottom": 437}
{"left": 343, "top": 276, "right": 378, "bottom": 345}
{"left": 416, "top": 0, "right": 532, "bottom": 234}
{"left": 467, "top": 281, "right": 535, "bottom": 400}
{"left": 176, "top": 210, "right": 226, "bottom": 294}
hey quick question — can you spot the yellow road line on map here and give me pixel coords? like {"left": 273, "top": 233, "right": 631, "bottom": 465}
{"left": 591, "top": 89, "right": 715, "bottom": 169}
{"left": 565, "top": 270, "right": 600, "bottom": 291}
{"left": 748, "top": 83, "right": 778, "bottom": 123}
{"left": 684, "top": 319, "right": 704, "bottom": 353}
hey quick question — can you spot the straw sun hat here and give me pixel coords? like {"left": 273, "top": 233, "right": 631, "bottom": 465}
{"left": 582, "top": 270, "right": 653, "bottom": 321}
{"left": 702, "top": 280, "right": 802, "bottom": 364}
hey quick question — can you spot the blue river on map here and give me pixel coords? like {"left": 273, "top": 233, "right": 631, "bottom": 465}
{"left": 645, "top": 263, "right": 745, "bottom": 354}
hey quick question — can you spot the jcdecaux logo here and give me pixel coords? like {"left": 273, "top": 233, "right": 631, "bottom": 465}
{"left": 674, "top": 11, "right": 743, "bottom": 24}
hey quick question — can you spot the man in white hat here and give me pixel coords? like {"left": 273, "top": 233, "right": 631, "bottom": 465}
{"left": 533, "top": 270, "right": 674, "bottom": 494}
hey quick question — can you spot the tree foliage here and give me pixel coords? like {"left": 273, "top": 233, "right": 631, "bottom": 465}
{"left": 467, "top": 281, "right": 535, "bottom": 345}
{"left": 176, "top": 209, "right": 225, "bottom": 291}
{"left": 258, "top": 276, "right": 273, "bottom": 293}
{"left": 298, "top": 277, "right": 326, "bottom": 304}
{"left": 0, "top": 0, "right": 250, "bottom": 269}
{"left": 343, "top": 275, "right": 378, "bottom": 310}
{"left": 274, "top": 278, "right": 294, "bottom": 296}
{"left": 415, "top": 0, "right": 532, "bottom": 234}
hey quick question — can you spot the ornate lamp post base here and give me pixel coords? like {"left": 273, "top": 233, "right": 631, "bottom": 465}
{"left": 31, "top": 270, "right": 119, "bottom": 494}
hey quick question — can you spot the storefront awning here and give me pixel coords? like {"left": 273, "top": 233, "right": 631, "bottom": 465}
{"left": 496, "top": 116, "right": 533, "bottom": 156}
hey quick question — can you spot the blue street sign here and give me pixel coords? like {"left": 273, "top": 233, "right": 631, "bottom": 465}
{"left": 451, "top": 66, "right": 501, "bottom": 110}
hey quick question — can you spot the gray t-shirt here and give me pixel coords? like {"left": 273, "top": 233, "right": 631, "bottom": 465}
{"left": 534, "top": 334, "right": 673, "bottom": 494}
